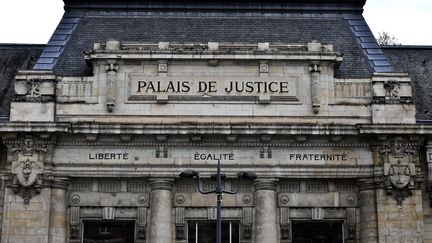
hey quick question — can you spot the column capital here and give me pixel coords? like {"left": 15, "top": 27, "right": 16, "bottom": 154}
{"left": 149, "top": 178, "right": 174, "bottom": 191}
{"left": 51, "top": 177, "right": 70, "bottom": 190}
{"left": 254, "top": 180, "right": 277, "bottom": 191}
{"left": 357, "top": 178, "right": 375, "bottom": 191}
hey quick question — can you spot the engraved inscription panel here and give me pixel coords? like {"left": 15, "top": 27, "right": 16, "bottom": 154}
{"left": 127, "top": 74, "right": 300, "bottom": 102}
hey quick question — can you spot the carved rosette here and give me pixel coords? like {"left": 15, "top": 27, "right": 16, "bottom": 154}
{"left": 4, "top": 135, "right": 54, "bottom": 204}
{"left": 377, "top": 136, "right": 421, "bottom": 206}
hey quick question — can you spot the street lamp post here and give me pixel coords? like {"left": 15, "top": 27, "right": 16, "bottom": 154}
{"left": 179, "top": 159, "right": 257, "bottom": 243}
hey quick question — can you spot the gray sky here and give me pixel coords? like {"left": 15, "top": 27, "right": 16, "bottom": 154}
{"left": 0, "top": 0, "right": 431, "bottom": 45}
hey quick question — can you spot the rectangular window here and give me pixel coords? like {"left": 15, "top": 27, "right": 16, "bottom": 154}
{"left": 292, "top": 221, "right": 344, "bottom": 243}
{"left": 187, "top": 221, "right": 240, "bottom": 243}
{"left": 83, "top": 221, "right": 135, "bottom": 243}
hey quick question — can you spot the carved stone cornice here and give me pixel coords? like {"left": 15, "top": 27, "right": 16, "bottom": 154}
{"left": 86, "top": 41, "right": 343, "bottom": 64}
{"left": 56, "top": 139, "right": 369, "bottom": 148}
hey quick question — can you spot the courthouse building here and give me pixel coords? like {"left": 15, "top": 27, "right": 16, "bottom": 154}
{"left": 1, "top": 0, "right": 432, "bottom": 242}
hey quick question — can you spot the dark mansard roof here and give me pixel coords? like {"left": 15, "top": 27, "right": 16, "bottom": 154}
{"left": 33, "top": 0, "right": 392, "bottom": 78}
{"left": 0, "top": 44, "right": 44, "bottom": 119}
{"left": 383, "top": 46, "right": 432, "bottom": 122}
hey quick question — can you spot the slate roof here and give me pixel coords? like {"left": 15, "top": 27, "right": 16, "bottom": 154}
{"left": 0, "top": 45, "right": 44, "bottom": 119}
{"left": 33, "top": 0, "right": 393, "bottom": 79}
{"left": 383, "top": 46, "right": 432, "bottom": 122}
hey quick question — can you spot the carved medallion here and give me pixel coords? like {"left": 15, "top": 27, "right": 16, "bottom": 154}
{"left": 384, "top": 162, "right": 415, "bottom": 206}
{"left": 388, "top": 163, "right": 412, "bottom": 189}
{"left": 13, "top": 159, "right": 42, "bottom": 187}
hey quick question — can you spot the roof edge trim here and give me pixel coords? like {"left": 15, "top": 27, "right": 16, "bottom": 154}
{"left": 63, "top": 0, "right": 366, "bottom": 13}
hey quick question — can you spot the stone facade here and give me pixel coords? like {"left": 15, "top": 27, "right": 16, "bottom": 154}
{"left": 0, "top": 1, "right": 432, "bottom": 243}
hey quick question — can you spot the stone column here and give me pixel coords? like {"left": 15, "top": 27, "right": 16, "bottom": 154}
{"left": 358, "top": 179, "right": 378, "bottom": 243}
{"left": 254, "top": 180, "right": 278, "bottom": 243}
{"left": 48, "top": 178, "right": 69, "bottom": 243}
{"left": 149, "top": 179, "right": 173, "bottom": 243}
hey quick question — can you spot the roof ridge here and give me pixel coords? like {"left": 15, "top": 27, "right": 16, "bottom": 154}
{"left": 64, "top": 0, "right": 366, "bottom": 14}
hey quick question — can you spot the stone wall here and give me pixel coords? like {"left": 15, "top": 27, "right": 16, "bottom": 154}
{"left": 1, "top": 188, "right": 51, "bottom": 243}
{"left": 376, "top": 188, "right": 424, "bottom": 242}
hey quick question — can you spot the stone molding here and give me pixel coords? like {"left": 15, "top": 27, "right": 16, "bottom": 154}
{"left": 56, "top": 139, "right": 369, "bottom": 147}
{"left": 54, "top": 165, "right": 374, "bottom": 178}
{"left": 149, "top": 178, "right": 174, "bottom": 191}
{"left": 87, "top": 41, "right": 342, "bottom": 63}
{"left": 357, "top": 178, "right": 375, "bottom": 191}
{"left": 254, "top": 180, "right": 277, "bottom": 191}
{"left": 51, "top": 177, "right": 70, "bottom": 190}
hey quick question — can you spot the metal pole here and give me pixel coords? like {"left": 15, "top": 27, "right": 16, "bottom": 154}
{"left": 216, "top": 159, "right": 222, "bottom": 243}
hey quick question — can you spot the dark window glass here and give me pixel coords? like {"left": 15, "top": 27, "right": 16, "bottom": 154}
{"left": 292, "top": 221, "right": 343, "bottom": 243}
{"left": 188, "top": 221, "right": 240, "bottom": 243}
{"left": 83, "top": 221, "right": 135, "bottom": 243}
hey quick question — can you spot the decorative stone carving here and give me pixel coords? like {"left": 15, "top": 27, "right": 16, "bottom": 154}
{"left": 71, "top": 194, "right": 81, "bottom": 205}
{"left": 105, "top": 60, "right": 119, "bottom": 112}
{"left": 345, "top": 208, "right": 357, "bottom": 241}
{"left": 280, "top": 195, "right": 290, "bottom": 205}
{"left": 311, "top": 207, "right": 324, "bottom": 220}
{"left": 242, "top": 195, "right": 252, "bottom": 205}
{"left": 9, "top": 174, "right": 43, "bottom": 205}
{"left": 14, "top": 71, "right": 56, "bottom": 103}
{"left": 334, "top": 81, "right": 371, "bottom": 99}
{"left": 372, "top": 73, "right": 414, "bottom": 105}
{"left": 280, "top": 207, "right": 290, "bottom": 240}
{"left": 383, "top": 80, "right": 400, "bottom": 101}
{"left": 175, "top": 207, "right": 186, "bottom": 240}
{"left": 384, "top": 162, "right": 415, "bottom": 205}
{"left": 103, "top": 207, "right": 116, "bottom": 220}
{"left": 309, "top": 63, "right": 321, "bottom": 114}
{"left": 137, "top": 194, "right": 148, "bottom": 205}
{"left": 378, "top": 136, "right": 420, "bottom": 205}
{"left": 70, "top": 207, "right": 80, "bottom": 240}
{"left": 242, "top": 207, "right": 253, "bottom": 241}
{"left": 4, "top": 135, "right": 54, "bottom": 204}
{"left": 259, "top": 147, "right": 272, "bottom": 159}
{"left": 156, "top": 147, "right": 168, "bottom": 158}
{"left": 137, "top": 207, "right": 148, "bottom": 240}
